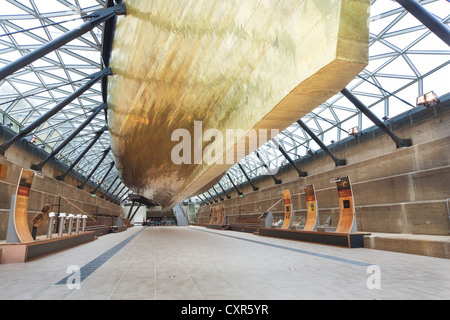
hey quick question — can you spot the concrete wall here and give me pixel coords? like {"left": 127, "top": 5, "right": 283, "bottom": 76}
{"left": 0, "top": 136, "right": 122, "bottom": 240}
{"left": 195, "top": 98, "right": 450, "bottom": 236}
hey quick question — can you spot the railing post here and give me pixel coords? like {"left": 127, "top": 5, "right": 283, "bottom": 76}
{"left": 47, "top": 212, "right": 55, "bottom": 238}
{"left": 67, "top": 214, "right": 74, "bottom": 236}
{"left": 58, "top": 213, "right": 66, "bottom": 237}
{"left": 81, "top": 215, "right": 88, "bottom": 233}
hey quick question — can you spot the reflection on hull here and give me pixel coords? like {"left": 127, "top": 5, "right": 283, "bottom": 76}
{"left": 107, "top": 0, "right": 369, "bottom": 209}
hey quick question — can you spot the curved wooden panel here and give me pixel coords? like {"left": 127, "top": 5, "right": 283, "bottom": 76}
{"left": 303, "top": 184, "right": 318, "bottom": 231}
{"left": 209, "top": 207, "right": 214, "bottom": 224}
{"left": 108, "top": 0, "right": 370, "bottom": 209}
{"left": 220, "top": 205, "right": 226, "bottom": 225}
{"left": 281, "top": 190, "right": 293, "bottom": 230}
{"left": 13, "top": 169, "right": 35, "bottom": 243}
{"left": 214, "top": 206, "right": 221, "bottom": 225}
{"left": 335, "top": 176, "right": 357, "bottom": 233}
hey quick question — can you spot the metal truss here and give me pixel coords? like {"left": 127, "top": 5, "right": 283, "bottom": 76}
{"left": 203, "top": 0, "right": 450, "bottom": 202}
{"left": 0, "top": 0, "right": 129, "bottom": 199}
{"left": 0, "top": 0, "right": 448, "bottom": 205}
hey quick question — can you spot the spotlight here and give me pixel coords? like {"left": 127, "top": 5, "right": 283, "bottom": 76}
{"left": 348, "top": 126, "right": 360, "bottom": 137}
{"left": 416, "top": 91, "right": 440, "bottom": 108}
{"left": 307, "top": 148, "right": 314, "bottom": 155}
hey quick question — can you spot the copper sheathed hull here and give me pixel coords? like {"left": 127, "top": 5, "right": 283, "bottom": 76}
{"left": 108, "top": 0, "right": 370, "bottom": 209}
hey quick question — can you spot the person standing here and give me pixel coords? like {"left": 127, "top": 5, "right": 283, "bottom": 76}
{"left": 31, "top": 204, "right": 52, "bottom": 240}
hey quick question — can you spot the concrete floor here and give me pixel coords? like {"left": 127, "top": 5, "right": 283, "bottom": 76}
{"left": 0, "top": 226, "right": 449, "bottom": 300}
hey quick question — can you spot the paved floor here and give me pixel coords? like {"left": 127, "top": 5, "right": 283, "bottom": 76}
{"left": 0, "top": 226, "right": 449, "bottom": 300}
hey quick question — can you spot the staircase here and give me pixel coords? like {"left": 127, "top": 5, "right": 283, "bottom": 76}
{"left": 173, "top": 204, "right": 189, "bottom": 226}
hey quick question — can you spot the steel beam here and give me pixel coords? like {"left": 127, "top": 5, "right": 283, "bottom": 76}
{"left": 127, "top": 200, "right": 136, "bottom": 220}
{"left": 207, "top": 190, "right": 218, "bottom": 203}
{"left": 129, "top": 203, "right": 142, "bottom": 221}
{"left": 0, "top": 68, "right": 111, "bottom": 156}
{"left": 238, "top": 163, "right": 259, "bottom": 191}
{"left": 0, "top": 4, "right": 126, "bottom": 81}
{"left": 201, "top": 194, "right": 213, "bottom": 205}
{"left": 202, "top": 193, "right": 214, "bottom": 205}
{"left": 255, "top": 150, "right": 282, "bottom": 185}
{"left": 341, "top": 88, "right": 412, "bottom": 148}
{"left": 91, "top": 161, "right": 115, "bottom": 195}
{"left": 212, "top": 187, "right": 224, "bottom": 201}
{"left": 117, "top": 190, "right": 130, "bottom": 204}
{"left": 77, "top": 146, "right": 111, "bottom": 189}
{"left": 276, "top": 143, "right": 308, "bottom": 176}
{"left": 197, "top": 195, "right": 208, "bottom": 206}
{"left": 218, "top": 182, "right": 231, "bottom": 199}
{"left": 227, "top": 173, "right": 243, "bottom": 196}
{"left": 31, "top": 104, "right": 106, "bottom": 171}
{"left": 56, "top": 126, "right": 107, "bottom": 181}
{"left": 396, "top": 0, "right": 450, "bottom": 47}
{"left": 112, "top": 185, "right": 126, "bottom": 202}
{"left": 107, "top": 180, "right": 122, "bottom": 200}
{"left": 296, "top": 119, "right": 346, "bottom": 166}
{"left": 100, "top": 176, "right": 119, "bottom": 199}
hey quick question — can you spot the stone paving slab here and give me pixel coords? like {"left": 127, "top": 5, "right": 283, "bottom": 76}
{"left": 0, "top": 226, "right": 449, "bottom": 300}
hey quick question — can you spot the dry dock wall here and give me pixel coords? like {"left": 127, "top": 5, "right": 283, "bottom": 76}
{"left": 195, "top": 96, "right": 450, "bottom": 238}
{"left": 0, "top": 132, "right": 122, "bottom": 240}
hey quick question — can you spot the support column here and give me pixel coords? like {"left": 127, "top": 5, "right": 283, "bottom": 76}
{"left": 117, "top": 190, "right": 130, "bottom": 204}
{"left": 296, "top": 119, "right": 346, "bottom": 166}
{"left": 129, "top": 203, "right": 142, "bottom": 222}
{"left": 276, "top": 143, "right": 308, "bottom": 176}
{"left": 218, "top": 182, "right": 231, "bottom": 199}
{"left": 112, "top": 185, "right": 126, "bottom": 203}
{"left": 0, "top": 4, "right": 126, "bottom": 80}
{"left": 238, "top": 163, "right": 259, "bottom": 191}
{"left": 56, "top": 126, "right": 107, "bottom": 181}
{"left": 207, "top": 190, "right": 218, "bottom": 203}
{"left": 77, "top": 146, "right": 111, "bottom": 189}
{"left": 91, "top": 161, "right": 115, "bottom": 195}
{"left": 341, "top": 88, "right": 412, "bottom": 148}
{"left": 0, "top": 69, "right": 111, "bottom": 156}
{"left": 107, "top": 180, "right": 122, "bottom": 201}
{"left": 255, "top": 150, "right": 282, "bottom": 185}
{"left": 212, "top": 187, "right": 224, "bottom": 201}
{"left": 100, "top": 175, "right": 119, "bottom": 199}
{"left": 202, "top": 193, "right": 214, "bottom": 205}
{"left": 396, "top": 0, "right": 450, "bottom": 47}
{"left": 197, "top": 195, "right": 208, "bottom": 206}
{"left": 31, "top": 104, "right": 107, "bottom": 171}
{"left": 227, "top": 173, "right": 243, "bottom": 196}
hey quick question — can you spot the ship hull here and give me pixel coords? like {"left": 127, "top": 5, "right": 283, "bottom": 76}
{"left": 107, "top": 0, "right": 369, "bottom": 209}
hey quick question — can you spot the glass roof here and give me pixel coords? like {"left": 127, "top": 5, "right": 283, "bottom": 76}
{"left": 0, "top": 0, "right": 448, "bottom": 205}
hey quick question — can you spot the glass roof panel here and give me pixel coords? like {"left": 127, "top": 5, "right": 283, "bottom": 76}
{"left": 0, "top": 0, "right": 448, "bottom": 205}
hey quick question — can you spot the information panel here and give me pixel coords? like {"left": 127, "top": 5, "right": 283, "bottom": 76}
{"left": 14, "top": 169, "right": 35, "bottom": 243}
{"left": 281, "top": 190, "right": 293, "bottom": 230}
{"left": 303, "top": 185, "right": 318, "bottom": 231}
{"left": 0, "top": 163, "right": 7, "bottom": 179}
{"left": 220, "top": 205, "right": 226, "bottom": 225}
{"left": 209, "top": 207, "right": 214, "bottom": 224}
{"left": 335, "top": 176, "right": 357, "bottom": 233}
{"left": 214, "top": 206, "right": 221, "bottom": 225}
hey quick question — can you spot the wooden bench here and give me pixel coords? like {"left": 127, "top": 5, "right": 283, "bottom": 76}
{"left": 85, "top": 221, "right": 110, "bottom": 236}
{"left": 229, "top": 215, "right": 260, "bottom": 233}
